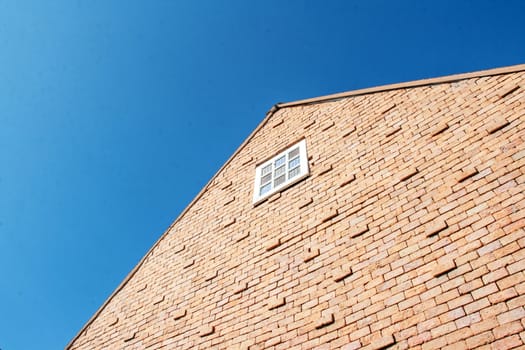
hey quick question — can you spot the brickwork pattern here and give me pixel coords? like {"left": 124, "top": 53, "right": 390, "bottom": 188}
{"left": 68, "top": 69, "right": 525, "bottom": 349}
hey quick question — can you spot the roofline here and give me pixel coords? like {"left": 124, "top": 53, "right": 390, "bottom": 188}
{"left": 65, "top": 104, "right": 281, "bottom": 350}
{"left": 278, "top": 63, "right": 525, "bottom": 108}
{"left": 65, "top": 62, "right": 524, "bottom": 349}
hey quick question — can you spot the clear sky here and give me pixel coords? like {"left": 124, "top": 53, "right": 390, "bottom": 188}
{"left": 0, "top": 1, "right": 524, "bottom": 349}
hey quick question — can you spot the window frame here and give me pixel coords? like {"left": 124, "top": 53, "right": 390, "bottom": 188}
{"left": 252, "top": 139, "right": 309, "bottom": 204}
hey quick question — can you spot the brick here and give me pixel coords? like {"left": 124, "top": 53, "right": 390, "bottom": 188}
{"left": 431, "top": 320, "right": 457, "bottom": 337}
{"left": 507, "top": 294, "right": 525, "bottom": 310}
{"left": 333, "top": 267, "right": 353, "bottom": 282}
{"left": 380, "top": 102, "right": 396, "bottom": 114}
{"left": 233, "top": 282, "right": 248, "bottom": 294}
{"left": 408, "top": 331, "right": 431, "bottom": 347}
{"left": 497, "top": 84, "right": 520, "bottom": 99}
{"left": 321, "top": 207, "right": 339, "bottom": 222}
{"left": 497, "top": 307, "right": 525, "bottom": 325}
{"left": 341, "top": 340, "right": 361, "bottom": 350}
{"left": 456, "top": 168, "right": 479, "bottom": 183}
{"left": 123, "top": 331, "right": 136, "bottom": 342}
{"left": 433, "top": 259, "right": 456, "bottom": 277}
{"left": 173, "top": 309, "right": 187, "bottom": 320}
{"left": 425, "top": 219, "right": 448, "bottom": 237}
{"left": 173, "top": 244, "right": 186, "bottom": 253}
{"left": 447, "top": 294, "right": 473, "bottom": 310}
{"left": 398, "top": 168, "right": 419, "bottom": 182}
{"left": 486, "top": 118, "right": 511, "bottom": 134}
{"left": 471, "top": 318, "right": 499, "bottom": 334}
{"left": 315, "top": 313, "right": 335, "bottom": 329}
{"left": 266, "top": 237, "right": 282, "bottom": 251}
{"left": 493, "top": 320, "right": 523, "bottom": 339}
{"left": 421, "top": 336, "right": 447, "bottom": 350}
{"left": 222, "top": 217, "right": 236, "bottom": 228}
{"left": 321, "top": 120, "right": 335, "bottom": 131}
{"left": 370, "top": 334, "right": 396, "bottom": 350}
{"left": 340, "top": 174, "right": 356, "bottom": 187}
{"left": 507, "top": 260, "right": 525, "bottom": 274}
{"left": 304, "top": 120, "right": 316, "bottom": 129}
{"left": 223, "top": 196, "right": 236, "bottom": 206}
{"left": 348, "top": 324, "right": 369, "bottom": 341}
{"left": 431, "top": 123, "right": 449, "bottom": 136}
{"left": 488, "top": 288, "right": 518, "bottom": 304}
{"left": 272, "top": 118, "right": 284, "bottom": 128}
{"left": 341, "top": 125, "right": 357, "bottom": 138}
{"left": 455, "top": 312, "right": 481, "bottom": 329}
{"left": 268, "top": 192, "right": 281, "bottom": 202}
{"left": 297, "top": 196, "right": 313, "bottom": 209}
{"left": 385, "top": 126, "right": 402, "bottom": 138}
{"left": 318, "top": 164, "right": 333, "bottom": 176}
{"left": 466, "top": 331, "right": 494, "bottom": 348}
{"left": 268, "top": 296, "right": 286, "bottom": 310}
{"left": 199, "top": 325, "right": 215, "bottom": 337}
{"left": 235, "top": 231, "right": 250, "bottom": 242}
{"left": 471, "top": 283, "right": 498, "bottom": 300}
{"left": 152, "top": 295, "right": 165, "bottom": 305}
{"left": 183, "top": 259, "right": 195, "bottom": 268}
{"left": 108, "top": 316, "right": 119, "bottom": 327}
{"left": 303, "top": 248, "right": 320, "bottom": 262}
{"left": 220, "top": 180, "right": 233, "bottom": 190}
{"left": 491, "top": 335, "right": 522, "bottom": 349}
{"left": 241, "top": 156, "right": 253, "bottom": 165}
{"left": 204, "top": 270, "right": 218, "bottom": 281}
{"left": 482, "top": 267, "right": 508, "bottom": 284}
{"left": 349, "top": 224, "right": 369, "bottom": 238}
{"left": 136, "top": 283, "right": 147, "bottom": 292}
{"left": 464, "top": 298, "right": 490, "bottom": 314}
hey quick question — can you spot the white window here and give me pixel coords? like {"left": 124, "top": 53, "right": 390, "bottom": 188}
{"left": 253, "top": 139, "right": 309, "bottom": 204}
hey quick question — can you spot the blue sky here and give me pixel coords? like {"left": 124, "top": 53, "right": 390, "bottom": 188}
{"left": 0, "top": 1, "right": 524, "bottom": 349}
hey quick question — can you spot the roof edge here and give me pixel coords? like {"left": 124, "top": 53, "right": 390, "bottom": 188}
{"left": 65, "top": 62, "right": 524, "bottom": 348}
{"left": 64, "top": 104, "right": 281, "bottom": 349}
{"left": 278, "top": 63, "right": 525, "bottom": 108}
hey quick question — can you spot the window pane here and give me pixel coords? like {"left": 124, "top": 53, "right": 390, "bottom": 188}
{"left": 261, "top": 173, "right": 272, "bottom": 185}
{"left": 274, "top": 165, "right": 285, "bottom": 177}
{"left": 260, "top": 183, "right": 272, "bottom": 195}
{"left": 288, "top": 147, "right": 299, "bottom": 159}
{"left": 275, "top": 155, "right": 285, "bottom": 167}
{"left": 261, "top": 164, "right": 272, "bottom": 176}
{"left": 274, "top": 175, "right": 286, "bottom": 187}
{"left": 289, "top": 167, "right": 300, "bottom": 179}
{"left": 288, "top": 156, "right": 300, "bottom": 169}
{"left": 253, "top": 139, "right": 308, "bottom": 203}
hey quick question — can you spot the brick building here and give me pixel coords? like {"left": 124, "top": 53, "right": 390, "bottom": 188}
{"left": 67, "top": 65, "right": 525, "bottom": 350}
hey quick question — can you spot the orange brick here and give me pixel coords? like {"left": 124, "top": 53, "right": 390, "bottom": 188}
{"left": 486, "top": 118, "right": 510, "bottom": 134}
{"left": 497, "top": 307, "right": 525, "bottom": 325}
{"left": 108, "top": 316, "right": 119, "bottom": 327}
{"left": 123, "top": 331, "right": 136, "bottom": 342}
{"left": 431, "top": 123, "right": 449, "bottom": 136}
{"left": 333, "top": 267, "right": 353, "bottom": 282}
{"left": 370, "top": 334, "right": 395, "bottom": 350}
{"left": 266, "top": 237, "right": 282, "bottom": 251}
{"left": 303, "top": 248, "right": 320, "bottom": 262}
{"left": 172, "top": 309, "right": 186, "bottom": 321}
{"left": 349, "top": 225, "right": 369, "bottom": 238}
{"left": 152, "top": 295, "right": 164, "bottom": 305}
{"left": 425, "top": 219, "right": 448, "bottom": 237}
{"left": 315, "top": 313, "right": 335, "bottom": 329}
{"left": 199, "top": 325, "right": 215, "bottom": 337}
{"left": 433, "top": 259, "right": 457, "bottom": 277}
{"left": 268, "top": 296, "right": 286, "bottom": 310}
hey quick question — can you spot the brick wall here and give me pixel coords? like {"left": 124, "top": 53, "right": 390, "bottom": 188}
{"left": 68, "top": 67, "right": 525, "bottom": 349}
